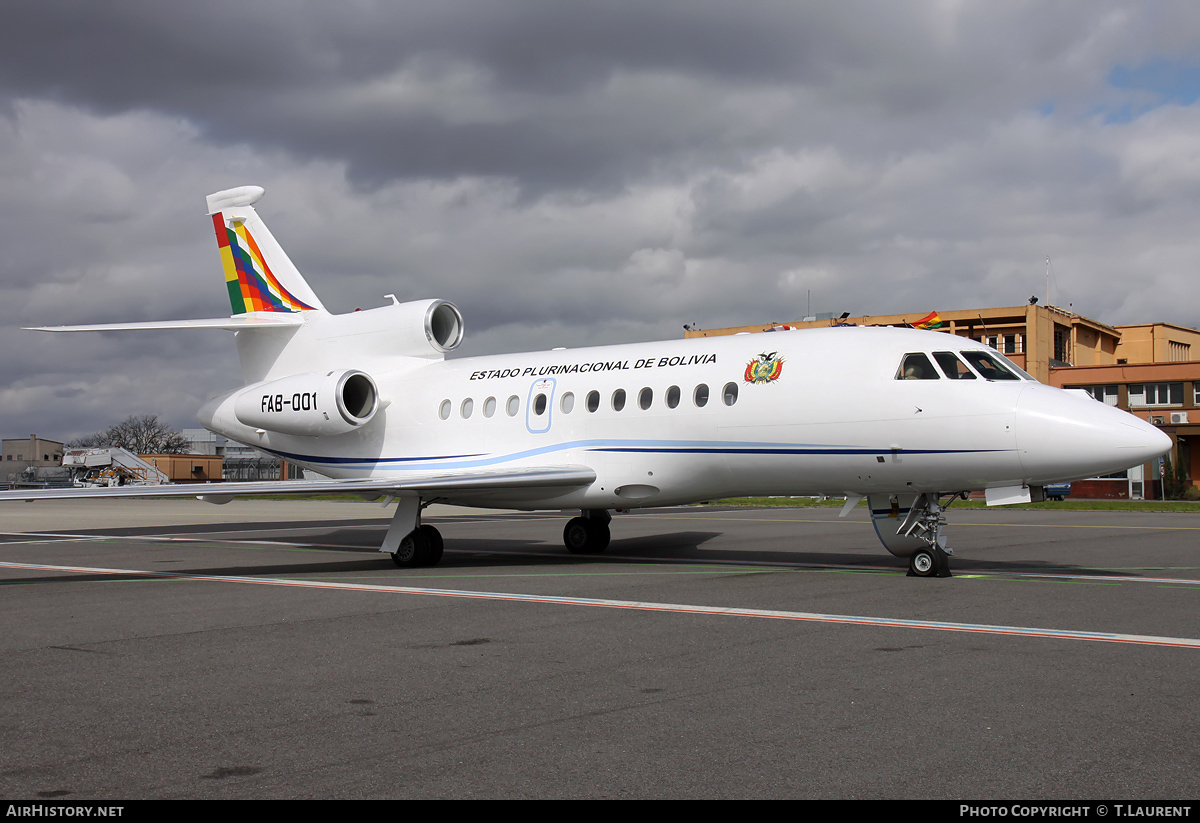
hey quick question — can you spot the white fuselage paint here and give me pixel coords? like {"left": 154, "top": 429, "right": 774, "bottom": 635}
{"left": 200, "top": 325, "right": 1169, "bottom": 511}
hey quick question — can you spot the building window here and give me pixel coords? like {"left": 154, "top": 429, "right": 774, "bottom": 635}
{"left": 1053, "top": 325, "right": 1071, "bottom": 364}
{"left": 1128, "top": 383, "right": 1183, "bottom": 407}
{"left": 1080, "top": 385, "right": 1119, "bottom": 406}
{"left": 1169, "top": 341, "right": 1191, "bottom": 362}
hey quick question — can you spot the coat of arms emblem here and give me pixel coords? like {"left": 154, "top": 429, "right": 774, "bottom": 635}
{"left": 744, "top": 351, "right": 784, "bottom": 384}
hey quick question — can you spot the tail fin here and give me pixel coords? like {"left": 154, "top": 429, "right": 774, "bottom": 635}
{"left": 206, "top": 186, "right": 325, "bottom": 315}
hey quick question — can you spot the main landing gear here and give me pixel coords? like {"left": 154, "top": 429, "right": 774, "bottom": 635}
{"left": 563, "top": 509, "right": 611, "bottom": 554}
{"left": 390, "top": 524, "right": 444, "bottom": 568}
{"left": 382, "top": 495, "right": 445, "bottom": 568}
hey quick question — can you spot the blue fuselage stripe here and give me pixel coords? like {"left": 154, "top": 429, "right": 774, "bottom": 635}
{"left": 261, "top": 439, "right": 1010, "bottom": 470}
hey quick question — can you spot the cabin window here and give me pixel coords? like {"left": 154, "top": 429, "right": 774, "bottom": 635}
{"left": 933, "top": 351, "right": 976, "bottom": 380}
{"left": 639, "top": 387, "right": 653, "bottom": 410}
{"left": 439, "top": 399, "right": 452, "bottom": 420}
{"left": 723, "top": 382, "right": 739, "bottom": 406}
{"left": 483, "top": 396, "right": 497, "bottom": 418}
{"left": 666, "top": 385, "right": 681, "bottom": 409}
{"left": 561, "top": 392, "right": 575, "bottom": 413}
{"left": 612, "top": 389, "right": 627, "bottom": 411}
{"left": 460, "top": 398, "right": 474, "bottom": 418}
{"left": 506, "top": 395, "right": 520, "bottom": 416}
{"left": 897, "top": 353, "right": 939, "bottom": 380}
{"left": 533, "top": 393, "right": 547, "bottom": 415}
{"left": 586, "top": 390, "right": 600, "bottom": 412}
{"left": 694, "top": 384, "right": 710, "bottom": 407}
{"left": 961, "top": 351, "right": 1020, "bottom": 381}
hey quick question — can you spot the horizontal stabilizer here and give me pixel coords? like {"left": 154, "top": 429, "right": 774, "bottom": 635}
{"left": 27, "top": 313, "right": 307, "bottom": 333}
{"left": 0, "top": 466, "right": 597, "bottom": 502}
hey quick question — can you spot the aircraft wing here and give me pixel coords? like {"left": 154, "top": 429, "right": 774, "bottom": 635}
{"left": 0, "top": 466, "right": 597, "bottom": 502}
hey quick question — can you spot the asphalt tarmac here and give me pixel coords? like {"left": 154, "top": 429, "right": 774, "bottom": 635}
{"left": 1, "top": 499, "right": 1198, "bottom": 799}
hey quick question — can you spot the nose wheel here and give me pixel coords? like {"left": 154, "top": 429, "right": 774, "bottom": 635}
{"left": 908, "top": 545, "right": 951, "bottom": 578}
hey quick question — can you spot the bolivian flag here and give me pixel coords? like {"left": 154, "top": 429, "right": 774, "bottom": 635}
{"left": 912, "top": 311, "right": 944, "bottom": 330}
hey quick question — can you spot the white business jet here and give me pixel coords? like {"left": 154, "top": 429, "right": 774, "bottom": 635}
{"left": 2, "top": 186, "right": 1170, "bottom": 577}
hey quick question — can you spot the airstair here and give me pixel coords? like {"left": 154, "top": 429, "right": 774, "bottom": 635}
{"left": 62, "top": 448, "right": 170, "bottom": 487}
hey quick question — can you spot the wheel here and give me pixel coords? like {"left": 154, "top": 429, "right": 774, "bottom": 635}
{"left": 419, "top": 524, "right": 444, "bottom": 566}
{"left": 564, "top": 517, "right": 592, "bottom": 553}
{"left": 390, "top": 528, "right": 430, "bottom": 568}
{"left": 588, "top": 521, "right": 611, "bottom": 553}
{"left": 908, "top": 548, "right": 937, "bottom": 577}
{"left": 564, "top": 517, "right": 610, "bottom": 554}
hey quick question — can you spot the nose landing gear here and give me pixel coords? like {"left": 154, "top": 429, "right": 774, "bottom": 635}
{"left": 900, "top": 493, "right": 953, "bottom": 578}
{"left": 868, "top": 492, "right": 957, "bottom": 577}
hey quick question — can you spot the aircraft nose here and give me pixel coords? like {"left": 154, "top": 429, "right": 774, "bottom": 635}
{"left": 1015, "top": 386, "right": 1172, "bottom": 482}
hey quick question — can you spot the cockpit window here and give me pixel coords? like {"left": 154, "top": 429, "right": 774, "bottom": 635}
{"left": 933, "top": 351, "right": 976, "bottom": 380}
{"left": 991, "top": 351, "right": 1037, "bottom": 381}
{"left": 897, "top": 352, "right": 939, "bottom": 380}
{"left": 961, "top": 351, "right": 1021, "bottom": 380}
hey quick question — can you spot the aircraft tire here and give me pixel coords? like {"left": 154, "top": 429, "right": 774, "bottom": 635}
{"left": 419, "top": 524, "right": 444, "bottom": 566}
{"left": 588, "top": 520, "right": 611, "bottom": 553}
{"left": 907, "top": 548, "right": 937, "bottom": 577}
{"left": 564, "top": 517, "right": 609, "bottom": 554}
{"left": 391, "top": 528, "right": 431, "bottom": 568}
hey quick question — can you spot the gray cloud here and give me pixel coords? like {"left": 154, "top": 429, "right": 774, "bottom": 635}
{"left": 2, "top": 2, "right": 1200, "bottom": 439}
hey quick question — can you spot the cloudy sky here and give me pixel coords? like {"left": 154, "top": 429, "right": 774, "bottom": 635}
{"left": 3, "top": 1, "right": 1200, "bottom": 441}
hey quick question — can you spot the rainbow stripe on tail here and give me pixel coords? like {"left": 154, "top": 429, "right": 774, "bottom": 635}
{"left": 214, "top": 215, "right": 317, "bottom": 314}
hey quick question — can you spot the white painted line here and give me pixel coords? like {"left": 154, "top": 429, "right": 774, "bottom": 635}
{"left": 2, "top": 560, "right": 1198, "bottom": 650}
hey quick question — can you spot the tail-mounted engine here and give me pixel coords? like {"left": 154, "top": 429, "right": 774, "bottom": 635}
{"left": 239, "top": 298, "right": 466, "bottom": 382}
{"left": 233, "top": 370, "right": 378, "bottom": 436}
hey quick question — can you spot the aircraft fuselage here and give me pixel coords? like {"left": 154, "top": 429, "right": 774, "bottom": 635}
{"left": 201, "top": 325, "right": 1164, "bottom": 511}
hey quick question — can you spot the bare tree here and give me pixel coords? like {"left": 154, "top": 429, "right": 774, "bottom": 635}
{"left": 69, "top": 415, "right": 190, "bottom": 455}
